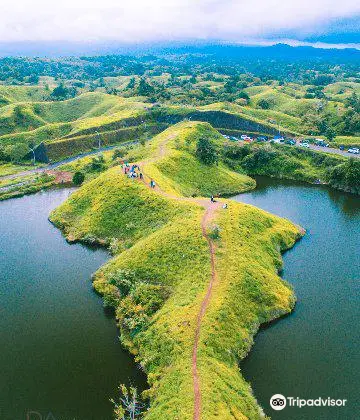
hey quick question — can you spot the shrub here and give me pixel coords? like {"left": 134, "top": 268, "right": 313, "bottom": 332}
{"left": 112, "top": 148, "right": 126, "bottom": 160}
{"left": 208, "top": 225, "right": 221, "bottom": 240}
{"left": 87, "top": 155, "right": 106, "bottom": 172}
{"left": 257, "top": 99, "right": 271, "bottom": 109}
{"left": 72, "top": 171, "right": 85, "bottom": 185}
{"left": 195, "top": 137, "right": 218, "bottom": 165}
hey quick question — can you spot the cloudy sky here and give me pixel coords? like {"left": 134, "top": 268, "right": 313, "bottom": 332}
{"left": 1, "top": 0, "right": 359, "bottom": 48}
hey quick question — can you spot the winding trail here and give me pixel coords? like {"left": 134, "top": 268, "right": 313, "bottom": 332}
{"left": 127, "top": 135, "right": 222, "bottom": 420}
{"left": 192, "top": 205, "right": 220, "bottom": 420}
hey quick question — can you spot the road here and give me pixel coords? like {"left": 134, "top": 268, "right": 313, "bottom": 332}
{"left": 300, "top": 143, "right": 360, "bottom": 158}
{"left": 1, "top": 138, "right": 358, "bottom": 181}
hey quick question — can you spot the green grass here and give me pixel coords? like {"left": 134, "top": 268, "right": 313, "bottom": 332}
{"left": 332, "top": 135, "right": 360, "bottom": 147}
{"left": 199, "top": 202, "right": 300, "bottom": 419}
{"left": 144, "top": 121, "right": 256, "bottom": 196}
{"left": 0, "top": 172, "right": 55, "bottom": 201}
{"left": 200, "top": 102, "right": 301, "bottom": 134}
{"left": 50, "top": 121, "right": 303, "bottom": 419}
{"left": 0, "top": 87, "right": 358, "bottom": 163}
{"left": 0, "top": 85, "right": 49, "bottom": 104}
{"left": 50, "top": 166, "right": 195, "bottom": 248}
{"left": 72, "top": 190, "right": 300, "bottom": 420}
{"left": 0, "top": 162, "right": 40, "bottom": 176}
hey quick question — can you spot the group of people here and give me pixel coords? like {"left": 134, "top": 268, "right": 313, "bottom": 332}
{"left": 121, "top": 162, "right": 156, "bottom": 189}
{"left": 122, "top": 162, "right": 224, "bottom": 207}
{"left": 123, "top": 163, "right": 143, "bottom": 180}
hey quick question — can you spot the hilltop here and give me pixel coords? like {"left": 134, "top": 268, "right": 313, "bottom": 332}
{"left": 50, "top": 122, "right": 302, "bottom": 419}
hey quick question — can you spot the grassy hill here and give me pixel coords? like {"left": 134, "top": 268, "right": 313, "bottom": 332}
{"left": 0, "top": 83, "right": 358, "bottom": 168}
{"left": 50, "top": 122, "right": 302, "bottom": 420}
{"left": 143, "top": 121, "right": 256, "bottom": 196}
{"left": 0, "top": 85, "right": 49, "bottom": 104}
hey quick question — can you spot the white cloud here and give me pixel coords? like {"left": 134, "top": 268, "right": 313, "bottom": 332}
{"left": 0, "top": 0, "right": 359, "bottom": 42}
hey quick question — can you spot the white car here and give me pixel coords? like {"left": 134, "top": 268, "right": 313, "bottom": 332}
{"left": 240, "top": 135, "right": 248, "bottom": 140}
{"left": 299, "top": 142, "right": 310, "bottom": 148}
{"left": 348, "top": 147, "right": 359, "bottom": 154}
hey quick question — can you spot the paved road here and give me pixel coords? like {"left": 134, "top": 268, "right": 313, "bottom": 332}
{"left": 0, "top": 141, "right": 138, "bottom": 180}
{"left": 1, "top": 138, "right": 358, "bottom": 181}
{"left": 300, "top": 143, "right": 360, "bottom": 158}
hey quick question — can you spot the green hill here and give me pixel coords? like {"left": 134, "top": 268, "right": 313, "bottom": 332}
{"left": 143, "top": 121, "right": 256, "bottom": 196}
{"left": 50, "top": 122, "right": 302, "bottom": 420}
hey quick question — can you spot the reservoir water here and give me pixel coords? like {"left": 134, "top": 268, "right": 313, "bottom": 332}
{"left": 1, "top": 179, "right": 359, "bottom": 420}
{"left": 0, "top": 188, "right": 146, "bottom": 420}
{"left": 233, "top": 177, "right": 359, "bottom": 420}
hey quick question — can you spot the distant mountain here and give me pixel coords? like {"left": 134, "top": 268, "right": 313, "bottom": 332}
{"left": 0, "top": 41, "right": 359, "bottom": 62}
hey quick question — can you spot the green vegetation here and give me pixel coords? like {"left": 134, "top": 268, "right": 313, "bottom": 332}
{"left": 1, "top": 50, "right": 359, "bottom": 174}
{"left": 222, "top": 142, "right": 360, "bottom": 194}
{"left": 72, "top": 171, "right": 85, "bottom": 186}
{"left": 142, "top": 122, "right": 256, "bottom": 197}
{"left": 50, "top": 122, "right": 301, "bottom": 419}
{"left": 327, "top": 158, "right": 360, "bottom": 194}
{"left": 0, "top": 172, "right": 55, "bottom": 201}
{"left": 50, "top": 165, "right": 196, "bottom": 248}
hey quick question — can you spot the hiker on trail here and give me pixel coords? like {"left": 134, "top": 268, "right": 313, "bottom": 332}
{"left": 210, "top": 195, "right": 216, "bottom": 203}
{"left": 222, "top": 203, "right": 228, "bottom": 209}
{"left": 150, "top": 179, "right": 156, "bottom": 188}
{"left": 139, "top": 172, "right": 143, "bottom": 180}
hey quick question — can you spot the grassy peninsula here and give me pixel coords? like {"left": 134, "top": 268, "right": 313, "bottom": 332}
{"left": 50, "top": 122, "right": 302, "bottom": 419}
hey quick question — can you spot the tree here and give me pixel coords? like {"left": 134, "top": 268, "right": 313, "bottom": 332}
{"left": 195, "top": 137, "right": 218, "bottom": 165}
{"left": 126, "top": 77, "right": 136, "bottom": 90}
{"left": 13, "top": 105, "right": 26, "bottom": 124}
{"left": 238, "top": 91, "right": 250, "bottom": 102}
{"left": 257, "top": 99, "right": 271, "bottom": 109}
{"left": 50, "top": 83, "right": 68, "bottom": 99}
{"left": 112, "top": 148, "right": 126, "bottom": 160}
{"left": 111, "top": 384, "right": 145, "bottom": 420}
{"left": 344, "top": 158, "right": 360, "bottom": 187}
{"left": 325, "top": 127, "right": 336, "bottom": 142}
{"left": 72, "top": 171, "right": 85, "bottom": 185}
{"left": 51, "top": 83, "right": 77, "bottom": 100}
{"left": 137, "top": 79, "right": 155, "bottom": 96}
{"left": 88, "top": 155, "right": 106, "bottom": 172}
{"left": 28, "top": 74, "right": 39, "bottom": 84}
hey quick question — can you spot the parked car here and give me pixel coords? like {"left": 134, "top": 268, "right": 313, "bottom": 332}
{"left": 339, "top": 145, "right": 345, "bottom": 151}
{"left": 348, "top": 147, "right": 360, "bottom": 154}
{"left": 256, "top": 136, "right": 268, "bottom": 142}
{"left": 240, "top": 134, "right": 248, "bottom": 140}
{"left": 285, "top": 139, "right": 296, "bottom": 145}
{"left": 273, "top": 135, "right": 285, "bottom": 143}
{"left": 299, "top": 142, "right": 310, "bottom": 148}
{"left": 315, "top": 139, "right": 329, "bottom": 147}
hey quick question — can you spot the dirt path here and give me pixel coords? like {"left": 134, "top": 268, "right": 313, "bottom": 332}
{"left": 192, "top": 202, "right": 221, "bottom": 420}
{"left": 128, "top": 134, "right": 222, "bottom": 420}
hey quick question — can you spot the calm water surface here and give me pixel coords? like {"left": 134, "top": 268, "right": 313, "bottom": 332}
{"left": 233, "top": 177, "right": 360, "bottom": 420}
{"left": 0, "top": 188, "right": 146, "bottom": 420}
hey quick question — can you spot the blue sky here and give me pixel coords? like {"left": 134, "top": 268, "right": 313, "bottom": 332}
{"left": 1, "top": 0, "right": 359, "bottom": 49}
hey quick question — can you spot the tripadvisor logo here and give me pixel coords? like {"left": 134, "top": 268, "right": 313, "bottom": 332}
{"left": 270, "top": 394, "right": 287, "bottom": 410}
{"left": 270, "top": 394, "right": 347, "bottom": 410}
